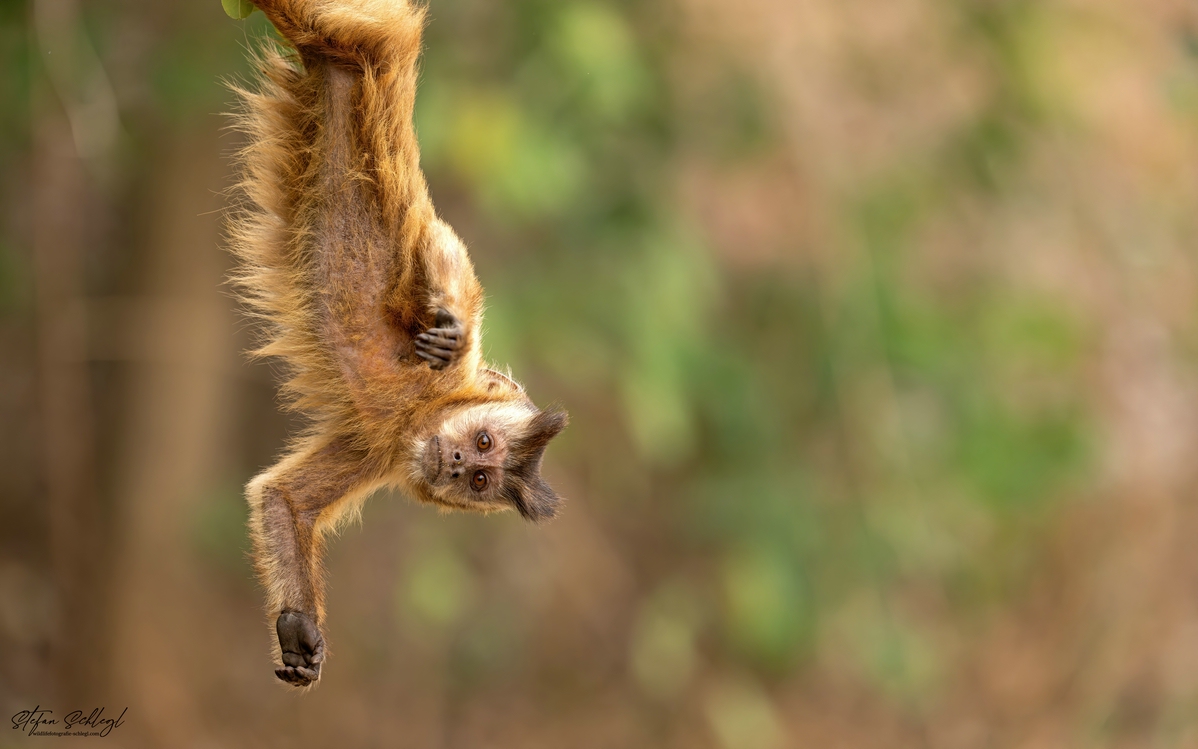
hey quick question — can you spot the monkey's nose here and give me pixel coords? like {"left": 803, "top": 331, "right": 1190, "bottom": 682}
{"left": 453, "top": 451, "right": 462, "bottom": 463}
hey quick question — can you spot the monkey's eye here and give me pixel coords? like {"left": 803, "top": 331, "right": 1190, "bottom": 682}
{"left": 477, "top": 432, "right": 492, "bottom": 452}
{"left": 471, "top": 471, "right": 488, "bottom": 491}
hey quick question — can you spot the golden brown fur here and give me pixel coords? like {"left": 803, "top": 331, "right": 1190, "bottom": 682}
{"left": 226, "top": 0, "right": 567, "bottom": 688}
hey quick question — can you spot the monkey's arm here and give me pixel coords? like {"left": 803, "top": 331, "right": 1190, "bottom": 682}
{"left": 408, "top": 221, "right": 485, "bottom": 371}
{"left": 246, "top": 434, "right": 379, "bottom": 687}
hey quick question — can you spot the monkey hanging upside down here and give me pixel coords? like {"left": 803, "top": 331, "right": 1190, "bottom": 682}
{"left": 226, "top": 0, "right": 568, "bottom": 688}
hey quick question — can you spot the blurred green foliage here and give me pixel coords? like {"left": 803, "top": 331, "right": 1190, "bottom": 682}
{"left": 408, "top": 0, "right": 1094, "bottom": 708}
{"left": 630, "top": 580, "right": 702, "bottom": 698}
{"left": 705, "top": 676, "right": 784, "bottom": 749}
{"left": 191, "top": 483, "right": 256, "bottom": 582}
{"left": 401, "top": 543, "right": 476, "bottom": 628}
{"left": 222, "top": 0, "right": 257, "bottom": 21}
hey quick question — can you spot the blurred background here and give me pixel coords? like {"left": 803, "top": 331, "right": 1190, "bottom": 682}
{"left": 3, "top": 0, "right": 1198, "bottom": 746}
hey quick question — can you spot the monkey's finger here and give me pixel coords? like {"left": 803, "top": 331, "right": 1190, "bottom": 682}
{"left": 277, "top": 673, "right": 312, "bottom": 687}
{"left": 414, "top": 339, "right": 438, "bottom": 352}
{"left": 415, "top": 346, "right": 455, "bottom": 364}
{"left": 416, "top": 350, "right": 450, "bottom": 369}
{"left": 275, "top": 667, "right": 301, "bottom": 683}
{"left": 419, "top": 330, "right": 462, "bottom": 347}
{"left": 416, "top": 344, "right": 455, "bottom": 360}
{"left": 290, "top": 664, "right": 319, "bottom": 680}
{"left": 420, "top": 337, "right": 462, "bottom": 352}
{"left": 416, "top": 352, "right": 451, "bottom": 371}
{"left": 275, "top": 666, "right": 319, "bottom": 686}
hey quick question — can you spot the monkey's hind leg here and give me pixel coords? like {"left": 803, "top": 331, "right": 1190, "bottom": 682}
{"left": 245, "top": 433, "right": 379, "bottom": 687}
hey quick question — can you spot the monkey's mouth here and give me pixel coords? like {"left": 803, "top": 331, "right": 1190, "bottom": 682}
{"left": 421, "top": 435, "right": 442, "bottom": 483}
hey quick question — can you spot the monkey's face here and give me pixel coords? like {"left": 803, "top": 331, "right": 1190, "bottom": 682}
{"left": 416, "top": 402, "right": 568, "bottom": 521}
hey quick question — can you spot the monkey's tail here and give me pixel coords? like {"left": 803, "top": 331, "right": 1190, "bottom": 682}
{"left": 251, "top": 0, "right": 427, "bottom": 67}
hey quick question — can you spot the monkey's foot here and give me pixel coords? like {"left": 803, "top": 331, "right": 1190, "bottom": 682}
{"left": 416, "top": 309, "right": 465, "bottom": 371}
{"left": 275, "top": 610, "right": 324, "bottom": 687}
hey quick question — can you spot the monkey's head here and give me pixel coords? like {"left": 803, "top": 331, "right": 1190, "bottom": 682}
{"left": 413, "top": 400, "right": 569, "bottom": 521}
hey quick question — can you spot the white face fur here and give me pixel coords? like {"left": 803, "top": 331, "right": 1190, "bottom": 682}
{"left": 413, "top": 402, "right": 538, "bottom": 511}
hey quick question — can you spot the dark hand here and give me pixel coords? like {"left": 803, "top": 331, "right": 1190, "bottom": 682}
{"left": 416, "top": 309, "right": 465, "bottom": 371}
{"left": 275, "top": 610, "right": 324, "bottom": 687}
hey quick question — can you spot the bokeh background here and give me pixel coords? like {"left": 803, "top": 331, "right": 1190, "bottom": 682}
{"left": 4, "top": 0, "right": 1198, "bottom": 746}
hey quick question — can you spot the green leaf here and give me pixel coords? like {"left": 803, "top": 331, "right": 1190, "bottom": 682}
{"left": 222, "top": 0, "right": 256, "bottom": 20}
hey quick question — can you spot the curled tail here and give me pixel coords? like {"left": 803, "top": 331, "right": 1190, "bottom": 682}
{"left": 226, "top": 0, "right": 434, "bottom": 416}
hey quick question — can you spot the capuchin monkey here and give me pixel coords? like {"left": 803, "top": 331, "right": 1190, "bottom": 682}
{"left": 226, "top": 0, "right": 568, "bottom": 688}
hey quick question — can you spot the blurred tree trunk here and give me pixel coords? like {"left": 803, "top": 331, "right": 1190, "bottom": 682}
{"left": 30, "top": 0, "right": 108, "bottom": 706}
{"left": 106, "top": 127, "right": 238, "bottom": 747}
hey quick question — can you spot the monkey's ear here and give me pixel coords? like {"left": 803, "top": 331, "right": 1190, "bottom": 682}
{"left": 506, "top": 476, "right": 563, "bottom": 523}
{"left": 503, "top": 408, "right": 568, "bottom": 522}
{"left": 527, "top": 408, "right": 569, "bottom": 449}
{"left": 482, "top": 368, "right": 524, "bottom": 395}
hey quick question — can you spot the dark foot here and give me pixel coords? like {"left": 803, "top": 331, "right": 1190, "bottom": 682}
{"left": 275, "top": 610, "right": 324, "bottom": 687}
{"left": 416, "top": 309, "right": 465, "bottom": 371}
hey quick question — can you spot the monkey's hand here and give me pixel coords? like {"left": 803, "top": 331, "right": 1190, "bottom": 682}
{"left": 415, "top": 309, "right": 465, "bottom": 371}
{"left": 275, "top": 610, "right": 325, "bottom": 687}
